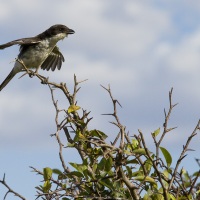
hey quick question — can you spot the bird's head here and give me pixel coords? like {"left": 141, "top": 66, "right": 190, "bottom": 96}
{"left": 39, "top": 24, "right": 75, "bottom": 41}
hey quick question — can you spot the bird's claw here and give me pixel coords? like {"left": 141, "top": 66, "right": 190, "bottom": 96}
{"left": 41, "top": 77, "right": 49, "bottom": 84}
{"left": 29, "top": 71, "right": 35, "bottom": 78}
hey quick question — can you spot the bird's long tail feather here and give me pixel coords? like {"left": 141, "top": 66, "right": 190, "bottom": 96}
{"left": 0, "top": 69, "right": 17, "bottom": 91}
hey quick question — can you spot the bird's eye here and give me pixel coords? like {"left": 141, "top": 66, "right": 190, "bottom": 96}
{"left": 59, "top": 28, "right": 63, "bottom": 32}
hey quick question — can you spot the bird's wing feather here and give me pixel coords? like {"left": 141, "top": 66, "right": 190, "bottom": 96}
{"left": 41, "top": 46, "right": 65, "bottom": 71}
{"left": 0, "top": 37, "right": 41, "bottom": 49}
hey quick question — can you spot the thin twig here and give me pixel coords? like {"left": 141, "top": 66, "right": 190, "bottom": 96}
{"left": 153, "top": 88, "right": 178, "bottom": 166}
{"left": 169, "top": 119, "right": 200, "bottom": 190}
{"left": 101, "top": 84, "right": 125, "bottom": 149}
{"left": 48, "top": 85, "right": 69, "bottom": 173}
{"left": 139, "top": 130, "right": 169, "bottom": 200}
{"left": 0, "top": 174, "right": 26, "bottom": 200}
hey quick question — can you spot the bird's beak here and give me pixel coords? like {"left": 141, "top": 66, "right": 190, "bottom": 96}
{"left": 67, "top": 28, "right": 75, "bottom": 34}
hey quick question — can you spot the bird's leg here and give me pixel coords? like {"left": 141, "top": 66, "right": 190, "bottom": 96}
{"left": 28, "top": 71, "right": 35, "bottom": 78}
{"left": 34, "top": 66, "right": 48, "bottom": 84}
{"left": 34, "top": 66, "right": 41, "bottom": 75}
{"left": 16, "top": 59, "right": 34, "bottom": 78}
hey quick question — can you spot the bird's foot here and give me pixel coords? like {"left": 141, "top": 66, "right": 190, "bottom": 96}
{"left": 41, "top": 76, "right": 49, "bottom": 84}
{"left": 28, "top": 71, "right": 35, "bottom": 78}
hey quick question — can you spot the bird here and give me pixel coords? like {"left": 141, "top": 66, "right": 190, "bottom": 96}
{"left": 0, "top": 24, "right": 75, "bottom": 91}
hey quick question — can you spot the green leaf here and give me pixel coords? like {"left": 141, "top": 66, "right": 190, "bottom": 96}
{"left": 143, "top": 194, "right": 150, "bottom": 200}
{"left": 52, "top": 168, "right": 62, "bottom": 175}
{"left": 83, "top": 158, "right": 88, "bottom": 166}
{"left": 67, "top": 142, "right": 75, "bottom": 147}
{"left": 163, "top": 169, "right": 170, "bottom": 178}
{"left": 67, "top": 105, "right": 81, "bottom": 113}
{"left": 98, "top": 157, "right": 106, "bottom": 170}
{"left": 126, "top": 166, "right": 132, "bottom": 177}
{"left": 168, "top": 193, "right": 176, "bottom": 200}
{"left": 99, "top": 179, "right": 113, "bottom": 190}
{"left": 105, "top": 157, "right": 113, "bottom": 172}
{"left": 134, "top": 175, "right": 156, "bottom": 185}
{"left": 133, "top": 148, "right": 147, "bottom": 155}
{"left": 43, "top": 167, "right": 52, "bottom": 181}
{"left": 74, "top": 130, "right": 85, "bottom": 142}
{"left": 68, "top": 171, "right": 84, "bottom": 178}
{"left": 83, "top": 185, "right": 93, "bottom": 194}
{"left": 160, "top": 147, "right": 172, "bottom": 167}
{"left": 152, "top": 193, "right": 164, "bottom": 200}
{"left": 192, "top": 171, "right": 200, "bottom": 176}
{"left": 132, "top": 170, "right": 143, "bottom": 177}
{"left": 83, "top": 168, "right": 92, "bottom": 179}
{"left": 58, "top": 174, "right": 67, "bottom": 180}
{"left": 43, "top": 180, "right": 51, "bottom": 193}
{"left": 69, "top": 162, "right": 87, "bottom": 173}
{"left": 77, "top": 131, "right": 85, "bottom": 139}
{"left": 126, "top": 159, "right": 139, "bottom": 164}
{"left": 89, "top": 129, "right": 108, "bottom": 139}
{"left": 93, "top": 163, "right": 97, "bottom": 172}
{"left": 124, "top": 150, "right": 132, "bottom": 155}
{"left": 144, "top": 159, "right": 153, "bottom": 172}
{"left": 152, "top": 128, "right": 160, "bottom": 137}
{"left": 131, "top": 139, "right": 139, "bottom": 148}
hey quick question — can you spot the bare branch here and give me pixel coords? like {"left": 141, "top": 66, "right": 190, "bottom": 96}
{"left": 139, "top": 129, "right": 169, "bottom": 200}
{"left": 169, "top": 119, "right": 200, "bottom": 190}
{"left": 153, "top": 88, "right": 178, "bottom": 166}
{"left": 101, "top": 84, "right": 125, "bottom": 150}
{"left": 0, "top": 174, "right": 26, "bottom": 200}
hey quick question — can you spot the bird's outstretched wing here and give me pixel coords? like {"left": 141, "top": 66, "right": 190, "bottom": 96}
{"left": 41, "top": 46, "right": 65, "bottom": 71}
{"left": 0, "top": 37, "right": 41, "bottom": 49}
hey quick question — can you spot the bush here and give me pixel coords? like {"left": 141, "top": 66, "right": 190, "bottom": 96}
{"left": 1, "top": 70, "right": 200, "bottom": 200}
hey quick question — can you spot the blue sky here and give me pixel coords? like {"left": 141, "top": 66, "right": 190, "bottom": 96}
{"left": 0, "top": 1, "right": 200, "bottom": 199}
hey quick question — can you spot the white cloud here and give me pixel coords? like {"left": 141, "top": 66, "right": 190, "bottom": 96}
{"left": 167, "top": 29, "right": 200, "bottom": 73}
{"left": 58, "top": 53, "right": 139, "bottom": 84}
{"left": 0, "top": 2, "right": 11, "bottom": 21}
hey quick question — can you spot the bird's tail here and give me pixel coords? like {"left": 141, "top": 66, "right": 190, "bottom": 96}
{"left": 0, "top": 68, "right": 17, "bottom": 91}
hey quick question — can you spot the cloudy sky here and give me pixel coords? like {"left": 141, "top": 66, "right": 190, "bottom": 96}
{"left": 0, "top": 0, "right": 200, "bottom": 199}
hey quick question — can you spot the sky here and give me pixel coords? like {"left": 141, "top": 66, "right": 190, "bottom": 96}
{"left": 0, "top": 0, "right": 200, "bottom": 199}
